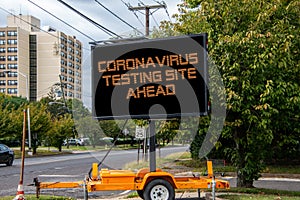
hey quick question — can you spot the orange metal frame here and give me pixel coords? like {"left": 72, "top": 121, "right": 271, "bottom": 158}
{"left": 35, "top": 160, "right": 229, "bottom": 197}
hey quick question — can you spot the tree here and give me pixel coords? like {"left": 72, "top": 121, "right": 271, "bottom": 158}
{"left": 47, "top": 114, "right": 74, "bottom": 152}
{"left": 66, "top": 98, "right": 90, "bottom": 119}
{"left": 27, "top": 103, "right": 52, "bottom": 154}
{"left": 75, "top": 116, "right": 104, "bottom": 148}
{"left": 156, "top": 119, "right": 180, "bottom": 145}
{"left": 159, "top": 0, "right": 300, "bottom": 187}
{"left": 99, "top": 120, "right": 121, "bottom": 141}
{"left": 0, "top": 96, "right": 12, "bottom": 140}
{"left": 0, "top": 94, "right": 27, "bottom": 147}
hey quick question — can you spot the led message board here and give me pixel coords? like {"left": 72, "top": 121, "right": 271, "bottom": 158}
{"left": 92, "top": 34, "right": 208, "bottom": 120}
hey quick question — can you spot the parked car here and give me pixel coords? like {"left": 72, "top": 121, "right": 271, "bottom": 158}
{"left": 0, "top": 144, "right": 14, "bottom": 166}
{"left": 63, "top": 139, "right": 83, "bottom": 146}
{"left": 78, "top": 138, "right": 90, "bottom": 146}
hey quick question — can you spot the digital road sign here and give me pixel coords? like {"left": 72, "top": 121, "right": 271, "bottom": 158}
{"left": 92, "top": 34, "right": 208, "bottom": 120}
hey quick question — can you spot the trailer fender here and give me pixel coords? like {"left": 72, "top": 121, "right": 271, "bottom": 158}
{"left": 136, "top": 171, "right": 177, "bottom": 191}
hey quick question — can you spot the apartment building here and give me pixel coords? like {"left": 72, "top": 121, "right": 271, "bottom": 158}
{"left": 0, "top": 15, "right": 82, "bottom": 101}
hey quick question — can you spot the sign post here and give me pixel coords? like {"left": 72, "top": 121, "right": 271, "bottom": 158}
{"left": 135, "top": 126, "right": 146, "bottom": 163}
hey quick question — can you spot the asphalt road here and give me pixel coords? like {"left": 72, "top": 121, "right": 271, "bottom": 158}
{"left": 1, "top": 145, "right": 300, "bottom": 199}
{"left": 0, "top": 145, "right": 190, "bottom": 198}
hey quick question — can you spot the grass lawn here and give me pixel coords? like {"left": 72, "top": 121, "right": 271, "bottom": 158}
{"left": 12, "top": 144, "right": 138, "bottom": 159}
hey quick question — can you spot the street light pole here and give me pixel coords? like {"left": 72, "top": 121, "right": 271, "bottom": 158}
{"left": 18, "top": 71, "right": 32, "bottom": 154}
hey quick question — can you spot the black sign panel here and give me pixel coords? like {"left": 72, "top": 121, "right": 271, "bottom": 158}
{"left": 92, "top": 34, "right": 208, "bottom": 120}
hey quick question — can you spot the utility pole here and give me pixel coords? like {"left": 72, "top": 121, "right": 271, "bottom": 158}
{"left": 128, "top": 3, "right": 166, "bottom": 36}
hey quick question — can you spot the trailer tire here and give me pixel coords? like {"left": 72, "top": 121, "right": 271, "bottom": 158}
{"left": 143, "top": 179, "right": 174, "bottom": 200}
{"left": 136, "top": 190, "right": 144, "bottom": 199}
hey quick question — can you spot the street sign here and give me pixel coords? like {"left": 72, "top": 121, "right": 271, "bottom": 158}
{"left": 92, "top": 34, "right": 208, "bottom": 120}
{"left": 135, "top": 126, "right": 146, "bottom": 139}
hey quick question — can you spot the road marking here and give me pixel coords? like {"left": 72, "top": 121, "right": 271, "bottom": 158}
{"left": 38, "top": 174, "right": 83, "bottom": 178}
{"left": 258, "top": 177, "right": 300, "bottom": 182}
{"left": 120, "top": 190, "right": 132, "bottom": 195}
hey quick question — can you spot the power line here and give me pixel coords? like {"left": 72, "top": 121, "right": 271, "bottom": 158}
{"left": 153, "top": 0, "right": 172, "bottom": 22}
{"left": 0, "top": 6, "right": 92, "bottom": 52}
{"left": 121, "top": 0, "right": 144, "bottom": 27}
{"left": 27, "top": 0, "right": 96, "bottom": 42}
{"left": 94, "top": 0, "right": 144, "bottom": 36}
{"left": 150, "top": 12, "right": 160, "bottom": 27}
{"left": 57, "top": 0, "right": 122, "bottom": 39}
{"left": 0, "top": 7, "right": 57, "bottom": 38}
{"left": 128, "top": 2, "right": 166, "bottom": 36}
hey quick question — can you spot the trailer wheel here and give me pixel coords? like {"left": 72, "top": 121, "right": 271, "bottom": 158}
{"left": 143, "top": 179, "right": 174, "bottom": 200}
{"left": 136, "top": 190, "right": 144, "bottom": 199}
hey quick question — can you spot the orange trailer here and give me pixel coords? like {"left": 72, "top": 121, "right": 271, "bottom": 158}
{"left": 34, "top": 160, "right": 229, "bottom": 200}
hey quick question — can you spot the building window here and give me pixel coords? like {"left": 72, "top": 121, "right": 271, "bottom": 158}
{"left": 75, "top": 86, "right": 81, "bottom": 91}
{"left": 67, "top": 91, "right": 73, "bottom": 97}
{"left": 68, "top": 69, "right": 74, "bottom": 75}
{"left": 7, "top": 88, "right": 18, "bottom": 94}
{"left": 75, "top": 43, "right": 80, "bottom": 48}
{"left": 7, "top": 71, "right": 18, "bottom": 77}
{"left": 68, "top": 47, "right": 73, "bottom": 53}
{"left": 8, "top": 64, "right": 17, "bottom": 69}
{"left": 0, "top": 88, "right": 5, "bottom": 93}
{"left": 67, "top": 84, "right": 73, "bottom": 89}
{"left": 8, "top": 55, "right": 17, "bottom": 61}
{"left": 0, "top": 80, "right": 5, "bottom": 85}
{"left": 60, "top": 36, "right": 66, "bottom": 42}
{"left": 7, "top": 31, "right": 17, "bottom": 36}
{"left": 68, "top": 77, "right": 74, "bottom": 83}
{"left": 7, "top": 39, "right": 17, "bottom": 45}
{"left": 0, "top": 32, "right": 5, "bottom": 37}
{"left": 29, "top": 34, "right": 37, "bottom": 101}
{"left": 67, "top": 62, "right": 74, "bottom": 67}
{"left": 60, "top": 75, "right": 66, "bottom": 81}
{"left": 67, "top": 39, "right": 73, "bottom": 45}
{"left": 0, "top": 48, "right": 5, "bottom": 53}
{"left": 0, "top": 56, "right": 5, "bottom": 61}
{"left": 30, "top": 51, "right": 37, "bottom": 59}
{"left": 0, "top": 40, "right": 5, "bottom": 45}
{"left": 7, "top": 80, "right": 17, "bottom": 85}
{"left": 8, "top": 47, "right": 17, "bottom": 52}
{"left": 0, "top": 64, "right": 5, "bottom": 69}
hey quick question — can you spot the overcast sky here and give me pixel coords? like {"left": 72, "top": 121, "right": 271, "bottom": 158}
{"left": 0, "top": 0, "right": 182, "bottom": 108}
